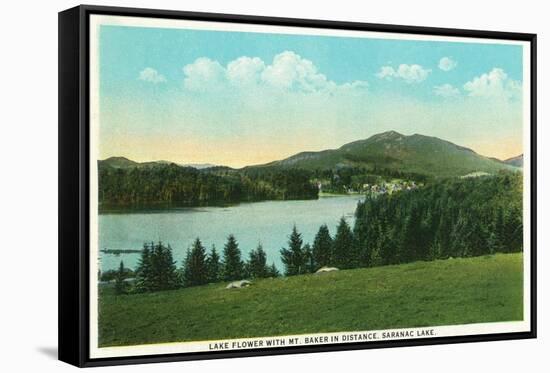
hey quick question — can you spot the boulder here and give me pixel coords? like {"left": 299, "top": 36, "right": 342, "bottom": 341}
{"left": 315, "top": 266, "right": 339, "bottom": 274}
{"left": 226, "top": 280, "right": 252, "bottom": 289}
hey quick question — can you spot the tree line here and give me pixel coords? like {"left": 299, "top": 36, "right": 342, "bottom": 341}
{"left": 98, "top": 163, "right": 318, "bottom": 210}
{"left": 109, "top": 172, "right": 523, "bottom": 294}
{"left": 112, "top": 236, "right": 280, "bottom": 294}
{"left": 277, "top": 172, "right": 522, "bottom": 276}
{"left": 353, "top": 171, "right": 523, "bottom": 267}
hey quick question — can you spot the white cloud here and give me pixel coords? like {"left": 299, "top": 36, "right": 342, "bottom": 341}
{"left": 376, "top": 66, "right": 396, "bottom": 80}
{"left": 434, "top": 83, "right": 460, "bottom": 98}
{"left": 376, "top": 64, "right": 431, "bottom": 83}
{"left": 463, "top": 68, "right": 521, "bottom": 100}
{"left": 261, "top": 51, "right": 330, "bottom": 92}
{"left": 182, "top": 51, "right": 368, "bottom": 94}
{"left": 226, "top": 56, "right": 265, "bottom": 86}
{"left": 138, "top": 67, "right": 166, "bottom": 83}
{"left": 438, "top": 57, "right": 457, "bottom": 71}
{"left": 183, "top": 58, "right": 225, "bottom": 91}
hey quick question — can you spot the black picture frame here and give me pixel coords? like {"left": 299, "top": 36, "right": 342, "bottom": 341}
{"left": 58, "top": 4, "right": 537, "bottom": 368}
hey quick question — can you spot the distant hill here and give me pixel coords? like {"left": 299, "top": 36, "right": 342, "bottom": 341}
{"left": 254, "top": 131, "right": 519, "bottom": 177}
{"left": 100, "top": 156, "right": 140, "bottom": 169}
{"left": 503, "top": 154, "right": 523, "bottom": 168}
{"left": 99, "top": 157, "right": 217, "bottom": 170}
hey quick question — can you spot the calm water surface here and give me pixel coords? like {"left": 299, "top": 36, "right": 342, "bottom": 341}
{"left": 98, "top": 195, "right": 363, "bottom": 272}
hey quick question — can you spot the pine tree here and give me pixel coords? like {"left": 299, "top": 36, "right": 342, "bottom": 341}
{"left": 418, "top": 208, "right": 435, "bottom": 260}
{"left": 378, "top": 223, "right": 397, "bottom": 265}
{"left": 154, "top": 242, "right": 179, "bottom": 291}
{"left": 436, "top": 212, "right": 453, "bottom": 259}
{"left": 400, "top": 208, "right": 422, "bottom": 263}
{"left": 501, "top": 207, "right": 523, "bottom": 253}
{"left": 206, "top": 245, "right": 221, "bottom": 283}
{"left": 136, "top": 241, "right": 179, "bottom": 292}
{"left": 247, "top": 243, "right": 269, "bottom": 278}
{"left": 222, "top": 234, "right": 244, "bottom": 281}
{"left": 114, "top": 260, "right": 128, "bottom": 295}
{"left": 135, "top": 243, "right": 152, "bottom": 293}
{"left": 487, "top": 231, "right": 498, "bottom": 255}
{"left": 183, "top": 238, "right": 208, "bottom": 286}
{"left": 489, "top": 208, "right": 505, "bottom": 253}
{"left": 303, "top": 243, "right": 316, "bottom": 273}
{"left": 179, "top": 248, "right": 191, "bottom": 286}
{"left": 353, "top": 202, "right": 371, "bottom": 267}
{"left": 267, "top": 263, "right": 280, "bottom": 277}
{"left": 280, "top": 225, "right": 305, "bottom": 276}
{"left": 428, "top": 236, "right": 442, "bottom": 260}
{"left": 450, "top": 214, "right": 468, "bottom": 258}
{"left": 312, "top": 224, "right": 333, "bottom": 269}
{"left": 332, "top": 218, "right": 356, "bottom": 269}
{"left": 467, "top": 220, "right": 488, "bottom": 257}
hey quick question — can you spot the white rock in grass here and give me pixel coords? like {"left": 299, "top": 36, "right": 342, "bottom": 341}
{"left": 226, "top": 280, "right": 252, "bottom": 289}
{"left": 315, "top": 267, "right": 339, "bottom": 274}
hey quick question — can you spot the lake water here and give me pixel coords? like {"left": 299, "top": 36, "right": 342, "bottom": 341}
{"left": 98, "top": 195, "right": 364, "bottom": 273}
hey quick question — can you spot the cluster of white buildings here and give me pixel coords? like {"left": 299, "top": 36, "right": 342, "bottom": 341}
{"left": 317, "top": 180, "right": 419, "bottom": 196}
{"left": 362, "top": 181, "right": 418, "bottom": 195}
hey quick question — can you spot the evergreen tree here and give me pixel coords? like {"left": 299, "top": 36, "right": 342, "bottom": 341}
{"left": 332, "top": 218, "right": 356, "bottom": 269}
{"left": 154, "top": 242, "right": 179, "bottom": 291}
{"left": 400, "top": 208, "right": 422, "bottom": 263}
{"left": 280, "top": 225, "right": 305, "bottom": 276}
{"left": 450, "top": 214, "right": 469, "bottom": 257}
{"left": 267, "top": 263, "right": 280, "bottom": 277}
{"left": 303, "top": 243, "right": 316, "bottom": 273}
{"left": 465, "top": 219, "right": 488, "bottom": 257}
{"left": 312, "top": 224, "right": 333, "bottom": 269}
{"left": 428, "top": 236, "right": 442, "bottom": 260}
{"left": 378, "top": 223, "right": 397, "bottom": 265}
{"left": 134, "top": 243, "right": 152, "bottom": 293}
{"left": 206, "top": 245, "right": 221, "bottom": 283}
{"left": 222, "top": 234, "right": 244, "bottom": 281}
{"left": 136, "top": 241, "right": 179, "bottom": 292}
{"left": 487, "top": 231, "right": 498, "bottom": 255}
{"left": 183, "top": 238, "right": 208, "bottom": 286}
{"left": 502, "top": 208, "right": 523, "bottom": 253}
{"left": 247, "top": 244, "right": 269, "bottom": 278}
{"left": 489, "top": 208, "right": 505, "bottom": 253}
{"left": 114, "top": 260, "right": 128, "bottom": 295}
{"left": 178, "top": 248, "right": 191, "bottom": 286}
{"left": 418, "top": 208, "right": 435, "bottom": 260}
{"left": 436, "top": 212, "right": 453, "bottom": 259}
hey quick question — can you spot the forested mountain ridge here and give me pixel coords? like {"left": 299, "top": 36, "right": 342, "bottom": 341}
{"left": 504, "top": 154, "right": 523, "bottom": 168}
{"left": 98, "top": 162, "right": 318, "bottom": 210}
{"left": 255, "top": 131, "right": 519, "bottom": 177}
{"left": 100, "top": 156, "right": 218, "bottom": 170}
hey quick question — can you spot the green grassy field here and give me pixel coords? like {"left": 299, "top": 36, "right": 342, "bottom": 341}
{"left": 98, "top": 253, "right": 523, "bottom": 347}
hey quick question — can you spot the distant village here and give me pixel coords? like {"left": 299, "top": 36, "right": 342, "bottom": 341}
{"left": 318, "top": 179, "right": 420, "bottom": 197}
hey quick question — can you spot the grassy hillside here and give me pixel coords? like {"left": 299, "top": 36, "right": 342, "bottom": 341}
{"left": 260, "top": 131, "right": 518, "bottom": 177}
{"left": 99, "top": 253, "right": 523, "bottom": 347}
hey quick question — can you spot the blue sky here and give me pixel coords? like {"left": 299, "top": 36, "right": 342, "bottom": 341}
{"left": 98, "top": 25, "right": 524, "bottom": 167}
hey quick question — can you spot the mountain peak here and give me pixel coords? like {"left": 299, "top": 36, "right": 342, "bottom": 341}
{"left": 104, "top": 156, "right": 132, "bottom": 162}
{"left": 265, "top": 130, "right": 517, "bottom": 177}
{"left": 503, "top": 154, "right": 523, "bottom": 168}
{"left": 372, "top": 130, "right": 405, "bottom": 140}
{"left": 100, "top": 156, "right": 139, "bottom": 168}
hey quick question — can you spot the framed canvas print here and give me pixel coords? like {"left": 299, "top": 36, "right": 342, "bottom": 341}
{"left": 58, "top": 4, "right": 537, "bottom": 367}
